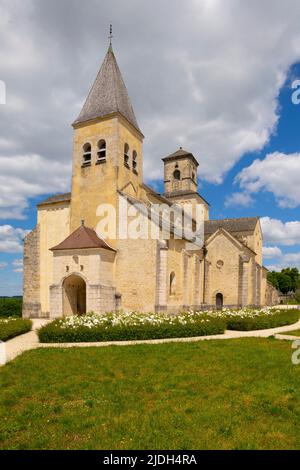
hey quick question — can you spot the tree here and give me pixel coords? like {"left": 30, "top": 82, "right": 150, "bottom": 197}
{"left": 277, "top": 273, "right": 293, "bottom": 294}
{"left": 267, "top": 271, "right": 279, "bottom": 290}
{"left": 267, "top": 267, "right": 300, "bottom": 294}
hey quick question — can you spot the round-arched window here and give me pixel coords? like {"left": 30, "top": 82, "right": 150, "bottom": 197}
{"left": 170, "top": 271, "right": 176, "bottom": 295}
{"left": 173, "top": 169, "right": 181, "bottom": 181}
{"left": 97, "top": 139, "right": 106, "bottom": 162}
{"left": 133, "top": 150, "right": 138, "bottom": 173}
{"left": 124, "top": 143, "right": 130, "bottom": 167}
{"left": 83, "top": 143, "right": 92, "bottom": 165}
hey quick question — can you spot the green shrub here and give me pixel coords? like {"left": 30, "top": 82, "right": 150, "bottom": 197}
{"left": 38, "top": 315, "right": 226, "bottom": 343}
{"left": 226, "top": 309, "right": 299, "bottom": 331}
{"left": 0, "top": 297, "right": 22, "bottom": 318}
{"left": 0, "top": 318, "right": 32, "bottom": 342}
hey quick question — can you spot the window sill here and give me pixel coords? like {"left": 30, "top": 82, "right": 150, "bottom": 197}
{"left": 81, "top": 162, "right": 91, "bottom": 168}
{"left": 96, "top": 159, "right": 106, "bottom": 165}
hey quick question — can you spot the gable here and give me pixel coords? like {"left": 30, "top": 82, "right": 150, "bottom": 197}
{"left": 119, "top": 181, "right": 138, "bottom": 197}
{"left": 205, "top": 228, "right": 255, "bottom": 257}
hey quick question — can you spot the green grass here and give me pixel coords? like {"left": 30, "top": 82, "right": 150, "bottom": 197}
{"left": 281, "top": 329, "right": 300, "bottom": 337}
{"left": 1, "top": 339, "right": 300, "bottom": 449}
{"left": 0, "top": 318, "right": 32, "bottom": 342}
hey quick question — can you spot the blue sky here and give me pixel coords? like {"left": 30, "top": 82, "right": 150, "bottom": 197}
{"left": 0, "top": 0, "right": 300, "bottom": 295}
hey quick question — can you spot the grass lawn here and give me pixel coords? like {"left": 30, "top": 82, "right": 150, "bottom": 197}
{"left": 0, "top": 338, "right": 300, "bottom": 450}
{"left": 281, "top": 329, "right": 300, "bottom": 336}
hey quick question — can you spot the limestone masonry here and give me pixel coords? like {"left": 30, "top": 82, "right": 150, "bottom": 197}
{"left": 22, "top": 44, "right": 279, "bottom": 318}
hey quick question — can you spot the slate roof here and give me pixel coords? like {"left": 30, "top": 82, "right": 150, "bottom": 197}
{"left": 50, "top": 224, "right": 116, "bottom": 252}
{"left": 204, "top": 217, "right": 259, "bottom": 235}
{"left": 165, "top": 190, "right": 210, "bottom": 207}
{"left": 37, "top": 193, "right": 71, "bottom": 207}
{"left": 73, "top": 45, "right": 141, "bottom": 133}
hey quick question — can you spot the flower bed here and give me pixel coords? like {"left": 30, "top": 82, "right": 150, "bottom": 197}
{"left": 38, "top": 308, "right": 300, "bottom": 343}
{"left": 38, "top": 311, "right": 226, "bottom": 343}
{"left": 0, "top": 317, "right": 32, "bottom": 342}
{"left": 206, "top": 307, "right": 300, "bottom": 331}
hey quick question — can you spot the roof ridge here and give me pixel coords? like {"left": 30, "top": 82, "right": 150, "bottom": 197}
{"left": 206, "top": 216, "right": 259, "bottom": 222}
{"left": 110, "top": 48, "right": 119, "bottom": 113}
{"left": 50, "top": 224, "right": 116, "bottom": 252}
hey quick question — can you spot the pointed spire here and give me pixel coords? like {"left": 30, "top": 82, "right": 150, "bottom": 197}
{"left": 73, "top": 43, "right": 141, "bottom": 133}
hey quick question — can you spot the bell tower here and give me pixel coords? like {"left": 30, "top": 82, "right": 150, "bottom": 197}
{"left": 163, "top": 148, "right": 198, "bottom": 196}
{"left": 162, "top": 147, "right": 209, "bottom": 220}
{"left": 70, "top": 43, "right": 144, "bottom": 233}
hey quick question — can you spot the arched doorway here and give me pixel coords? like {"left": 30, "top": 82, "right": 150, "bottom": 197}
{"left": 63, "top": 274, "right": 86, "bottom": 316}
{"left": 169, "top": 271, "right": 176, "bottom": 296}
{"left": 216, "top": 293, "right": 223, "bottom": 310}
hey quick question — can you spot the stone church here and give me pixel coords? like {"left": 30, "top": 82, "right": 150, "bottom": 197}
{"left": 22, "top": 44, "right": 278, "bottom": 319}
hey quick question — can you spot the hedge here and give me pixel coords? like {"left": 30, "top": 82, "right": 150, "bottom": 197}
{"left": 38, "top": 316, "right": 226, "bottom": 343}
{"left": 0, "top": 318, "right": 32, "bottom": 342}
{"left": 225, "top": 309, "right": 300, "bottom": 331}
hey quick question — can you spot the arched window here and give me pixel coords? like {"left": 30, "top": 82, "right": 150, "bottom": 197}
{"left": 173, "top": 169, "right": 181, "bottom": 180}
{"left": 216, "top": 293, "right": 223, "bottom": 310}
{"left": 82, "top": 143, "right": 91, "bottom": 165}
{"left": 170, "top": 271, "right": 176, "bottom": 295}
{"left": 124, "top": 143, "right": 130, "bottom": 167}
{"left": 97, "top": 139, "right": 106, "bottom": 163}
{"left": 132, "top": 150, "right": 138, "bottom": 174}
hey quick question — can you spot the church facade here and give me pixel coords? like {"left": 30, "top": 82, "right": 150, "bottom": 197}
{"left": 22, "top": 44, "right": 278, "bottom": 319}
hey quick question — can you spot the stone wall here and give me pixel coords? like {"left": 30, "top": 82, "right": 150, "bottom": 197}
{"left": 49, "top": 281, "right": 117, "bottom": 317}
{"left": 265, "top": 281, "right": 280, "bottom": 306}
{"left": 206, "top": 232, "right": 245, "bottom": 306}
{"left": 38, "top": 201, "right": 70, "bottom": 315}
{"left": 163, "top": 156, "right": 198, "bottom": 195}
{"left": 22, "top": 226, "right": 42, "bottom": 318}
{"left": 116, "top": 237, "right": 157, "bottom": 312}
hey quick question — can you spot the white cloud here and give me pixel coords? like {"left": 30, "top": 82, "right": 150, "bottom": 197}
{"left": 0, "top": 261, "right": 8, "bottom": 270}
{"left": 0, "top": 225, "right": 28, "bottom": 253}
{"left": 235, "top": 152, "right": 300, "bottom": 208}
{"left": 263, "top": 246, "right": 283, "bottom": 259}
{"left": 12, "top": 258, "right": 23, "bottom": 273}
{"left": 284, "top": 252, "right": 300, "bottom": 263}
{"left": 225, "top": 192, "right": 254, "bottom": 208}
{"left": 265, "top": 251, "right": 300, "bottom": 272}
{"left": 0, "top": 154, "right": 70, "bottom": 219}
{"left": 266, "top": 264, "right": 284, "bottom": 272}
{"left": 262, "top": 217, "right": 300, "bottom": 269}
{"left": 261, "top": 217, "right": 300, "bottom": 246}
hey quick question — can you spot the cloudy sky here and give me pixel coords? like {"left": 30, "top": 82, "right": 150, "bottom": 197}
{"left": 0, "top": 0, "right": 300, "bottom": 295}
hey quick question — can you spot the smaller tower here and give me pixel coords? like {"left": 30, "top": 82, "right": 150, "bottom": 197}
{"left": 163, "top": 148, "right": 198, "bottom": 196}
{"left": 162, "top": 147, "right": 209, "bottom": 220}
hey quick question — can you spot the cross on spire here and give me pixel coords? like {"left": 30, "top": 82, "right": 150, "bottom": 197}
{"left": 108, "top": 24, "right": 114, "bottom": 46}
